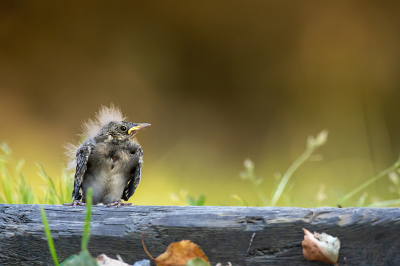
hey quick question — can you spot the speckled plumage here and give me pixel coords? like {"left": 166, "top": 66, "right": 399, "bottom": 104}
{"left": 64, "top": 105, "right": 150, "bottom": 207}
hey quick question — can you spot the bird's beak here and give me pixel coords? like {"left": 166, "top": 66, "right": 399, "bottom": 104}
{"left": 128, "top": 123, "right": 151, "bottom": 135}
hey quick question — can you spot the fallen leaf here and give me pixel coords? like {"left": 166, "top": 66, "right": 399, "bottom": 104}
{"left": 142, "top": 234, "right": 209, "bottom": 266}
{"left": 60, "top": 250, "right": 97, "bottom": 266}
{"left": 302, "top": 228, "right": 340, "bottom": 266}
{"left": 156, "top": 240, "right": 209, "bottom": 266}
{"left": 186, "top": 257, "right": 211, "bottom": 266}
{"left": 96, "top": 254, "right": 130, "bottom": 266}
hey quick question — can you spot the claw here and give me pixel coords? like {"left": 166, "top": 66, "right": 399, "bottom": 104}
{"left": 62, "top": 200, "right": 86, "bottom": 207}
{"left": 106, "top": 200, "right": 132, "bottom": 208}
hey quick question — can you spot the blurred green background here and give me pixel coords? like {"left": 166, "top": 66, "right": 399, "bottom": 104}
{"left": 1, "top": 1, "right": 400, "bottom": 207}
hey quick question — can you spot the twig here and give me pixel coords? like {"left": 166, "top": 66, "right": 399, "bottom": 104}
{"left": 116, "top": 254, "right": 125, "bottom": 265}
{"left": 247, "top": 233, "right": 256, "bottom": 254}
{"left": 142, "top": 233, "right": 155, "bottom": 260}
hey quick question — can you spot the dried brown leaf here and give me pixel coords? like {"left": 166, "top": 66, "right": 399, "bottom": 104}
{"left": 142, "top": 234, "right": 209, "bottom": 266}
{"left": 155, "top": 240, "right": 209, "bottom": 266}
{"left": 302, "top": 228, "right": 340, "bottom": 266}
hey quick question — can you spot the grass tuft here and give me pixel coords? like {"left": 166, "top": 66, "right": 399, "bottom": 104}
{"left": 38, "top": 163, "right": 74, "bottom": 205}
{"left": 170, "top": 189, "right": 206, "bottom": 206}
{"left": 3, "top": 135, "right": 400, "bottom": 208}
{"left": 41, "top": 188, "right": 96, "bottom": 265}
{"left": 236, "top": 130, "right": 328, "bottom": 207}
{"left": 269, "top": 130, "right": 328, "bottom": 206}
{"left": 0, "top": 142, "right": 35, "bottom": 204}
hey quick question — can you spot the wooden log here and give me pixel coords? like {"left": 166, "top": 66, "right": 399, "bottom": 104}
{"left": 1, "top": 204, "right": 400, "bottom": 266}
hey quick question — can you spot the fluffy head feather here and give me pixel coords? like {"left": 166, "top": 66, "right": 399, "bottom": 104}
{"left": 64, "top": 141, "right": 80, "bottom": 170}
{"left": 64, "top": 104, "right": 127, "bottom": 169}
{"left": 82, "top": 104, "right": 127, "bottom": 139}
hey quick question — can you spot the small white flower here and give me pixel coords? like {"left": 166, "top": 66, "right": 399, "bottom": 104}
{"left": 244, "top": 159, "right": 254, "bottom": 170}
{"left": 389, "top": 172, "right": 399, "bottom": 185}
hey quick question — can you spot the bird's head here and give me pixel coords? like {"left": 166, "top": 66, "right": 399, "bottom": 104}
{"left": 65, "top": 105, "right": 151, "bottom": 169}
{"left": 100, "top": 121, "right": 151, "bottom": 141}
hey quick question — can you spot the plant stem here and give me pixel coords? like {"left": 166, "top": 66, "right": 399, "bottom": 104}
{"left": 251, "top": 179, "right": 268, "bottom": 206}
{"left": 339, "top": 156, "right": 400, "bottom": 204}
{"left": 367, "top": 198, "right": 400, "bottom": 207}
{"left": 0, "top": 160, "right": 13, "bottom": 203}
{"left": 41, "top": 208, "right": 60, "bottom": 266}
{"left": 269, "top": 145, "right": 317, "bottom": 207}
{"left": 81, "top": 188, "right": 93, "bottom": 251}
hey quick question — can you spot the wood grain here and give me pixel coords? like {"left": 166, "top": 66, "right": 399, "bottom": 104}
{"left": 1, "top": 204, "right": 400, "bottom": 266}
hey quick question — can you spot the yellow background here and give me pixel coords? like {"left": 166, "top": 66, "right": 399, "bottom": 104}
{"left": 1, "top": 1, "right": 400, "bottom": 206}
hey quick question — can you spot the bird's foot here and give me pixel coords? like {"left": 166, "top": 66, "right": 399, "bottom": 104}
{"left": 62, "top": 200, "right": 86, "bottom": 207}
{"left": 106, "top": 200, "right": 132, "bottom": 208}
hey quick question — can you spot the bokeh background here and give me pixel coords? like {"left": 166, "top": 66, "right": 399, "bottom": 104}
{"left": 1, "top": 1, "right": 400, "bottom": 207}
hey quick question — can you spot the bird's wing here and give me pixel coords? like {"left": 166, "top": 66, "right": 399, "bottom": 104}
{"left": 72, "top": 140, "right": 94, "bottom": 200}
{"left": 122, "top": 148, "right": 143, "bottom": 201}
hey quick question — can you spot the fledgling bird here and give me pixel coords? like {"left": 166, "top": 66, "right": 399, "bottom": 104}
{"left": 63, "top": 105, "right": 150, "bottom": 207}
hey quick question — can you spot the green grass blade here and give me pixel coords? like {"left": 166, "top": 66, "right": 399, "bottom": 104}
{"left": 18, "top": 174, "right": 34, "bottom": 204}
{"left": 339, "top": 156, "right": 400, "bottom": 204}
{"left": 367, "top": 198, "right": 400, "bottom": 207}
{"left": 231, "top": 194, "right": 249, "bottom": 207}
{"left": 37, "top": 162, "right": 63, "bottom": 204}
{"left": 197, "top": 195, "right": 206, "bottom": 206}
{"left": 60, "top": 169, "right": 74, "bottom": 203}
{"left": 58, "top": 178, "right": 64, "bottom": 203}
{"left": 240, "top": 159, "right": 269, "bottom": 206}
{"left": 0, "top": 142, "right": 12, "bottom": 155}
{"left": 0, "top": 153, "right": 13, "bottom": 203}
{"left": 40, "top": 207, "right": 60, "bottom": 266}
{"left": 81, "top": 188, "right": 92, "bottom": 251}
{"left": 269, "top": 130, "right": 327, "bottom": 207}
{"left": 270, "top": 147, "right": 315, "bottom": 206}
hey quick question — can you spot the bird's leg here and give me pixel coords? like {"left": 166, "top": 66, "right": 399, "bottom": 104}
{"left": 106, "top": 200, "right": 132, "bottom": 208}
{"left": 62, "top": 200, "right": 86, "bottom": 207}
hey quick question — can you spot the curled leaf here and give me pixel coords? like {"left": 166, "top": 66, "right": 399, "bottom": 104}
{"left": 142, "top": 234, "right": 209, "bottom": 266}
{"left": 302, "top": 228, "right": 340, "bottom": 266}
{"left": 155, "top": 240, "right": 209, "bottom": 266}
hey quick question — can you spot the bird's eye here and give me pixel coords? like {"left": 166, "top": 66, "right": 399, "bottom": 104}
{"left": 120, "top": 126, "right": 127, "bottom": 131}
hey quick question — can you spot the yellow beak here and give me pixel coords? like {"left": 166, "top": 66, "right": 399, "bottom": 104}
{"left": 128, "top": 123, "right": 151, "bottom": 135}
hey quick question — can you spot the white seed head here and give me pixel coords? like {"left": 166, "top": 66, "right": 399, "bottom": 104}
{"left": 389, "top": 171, "right": 399, "bottom": 185}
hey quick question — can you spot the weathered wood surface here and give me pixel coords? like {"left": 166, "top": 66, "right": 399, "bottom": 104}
{"left": 1, "top": 204, "right": 400, "bottom": 266}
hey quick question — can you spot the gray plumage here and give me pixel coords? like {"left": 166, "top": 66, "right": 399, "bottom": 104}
{"left": 64, "top": 105, "right": 150, "bottom": 207}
